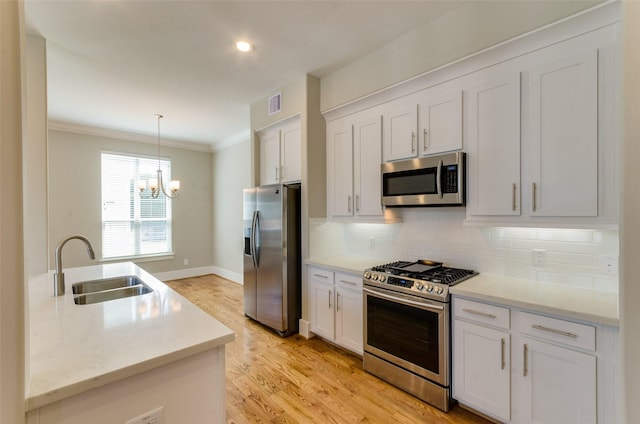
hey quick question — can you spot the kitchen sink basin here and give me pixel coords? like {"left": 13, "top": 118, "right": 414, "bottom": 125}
{"left": 71, "top": 276, "right": 153, "bottom": 305}
{"left": 72, "top": 275, "right": 146, "bottom": 294}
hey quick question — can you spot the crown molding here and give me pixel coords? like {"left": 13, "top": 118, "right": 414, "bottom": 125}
{"left": 48, "top": 120, "right": 216, "bottom": 153}
{"left": 212, "top": 129, "right": 251, "bottom": 152}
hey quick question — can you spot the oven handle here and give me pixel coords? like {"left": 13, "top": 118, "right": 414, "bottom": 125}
{"left": 363, "top": 287, "right": 444, "bottom": 311}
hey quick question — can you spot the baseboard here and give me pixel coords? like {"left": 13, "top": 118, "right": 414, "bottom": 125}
{"left": 298, "top": 319, "right": 312, "bottom": 339}
{"left": 154, "top": 266, "right": 218, "bottom": 282}
{"left": 154, "top": 265, "right": 243, "bottom": 283}
{"left": 210, "top": 266, "right": 243, "bottom": 284}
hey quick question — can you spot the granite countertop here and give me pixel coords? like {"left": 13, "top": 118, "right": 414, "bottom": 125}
{"left": 26, "top": 262, "right": 235, "bottom": 411}
{"left": 450, "top": 274, "right": 619, "bottom": 327}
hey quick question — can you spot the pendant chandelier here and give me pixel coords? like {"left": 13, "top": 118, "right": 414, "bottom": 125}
{"left": 137, "top": 114, "right": 180, "bottom": 199}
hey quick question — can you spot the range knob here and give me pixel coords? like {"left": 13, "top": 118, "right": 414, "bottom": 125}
{"left": 364, "top": 271, "right": 372, "bottom": 280}
{"left": 435, "top": 286, "right": 444, "bottom": 295}
{"left": 415, "top": 282, "right": 424, "bottom": 291}
{"left": 426, "top": 284, "right": 434, "bottom": 292}
{"left": 372, "top": 274, "right": 379, "bottom": 281}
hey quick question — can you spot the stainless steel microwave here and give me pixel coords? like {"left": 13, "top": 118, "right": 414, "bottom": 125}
{"left": 381, "top": 152, "right": 465, "bottom": 207}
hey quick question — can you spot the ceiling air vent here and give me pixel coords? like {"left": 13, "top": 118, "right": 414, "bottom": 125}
{"left": 268, "top": 92, "right": 281, "bottom": 116}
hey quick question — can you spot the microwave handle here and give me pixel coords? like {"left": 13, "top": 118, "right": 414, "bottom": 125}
{"left": 436, "top": 160, "right": 444, "bottom": 199}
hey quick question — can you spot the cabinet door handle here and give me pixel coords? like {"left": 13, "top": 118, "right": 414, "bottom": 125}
{"left": 532, "top": 182, "right": 537, "bottom": 212}
{"left": 532, "top": 324, "right": 578, "bottom": 338}
{"left": 355, "top": 194, "right": 360, "bottom": 212}
{"left": 512, "top": 183, "right": 517, "bottom": 211}
{"left": 328, "top": 290, "right": 332, "bottom": 309}
{"left": 501, "top": 338, "right": 506, "bottom": 370}
{"left": 423, "top": 129, "right": 428, "bottom": 152}
{"left": 336, "top": 292, "right": 341, "bottom": 311}
{"left": 523, "top": 343, "right": 528, "bottom": 377}
{"left": 462, "top": 308, "right": 497, "bottom": 319}
{"left": 275, "top": 166, "right": 279, "bottom": 181}
{"left": 411, "top": 132, "right": 416, "bottom": 153}
{"left": 313, "top": 273, "right": 329, "bottom": 279}
{"left": 347, "top": 195, "right": 352, "bottom": 213}
{"left": 339, "top": 279, "right": 357, "bottom": 286}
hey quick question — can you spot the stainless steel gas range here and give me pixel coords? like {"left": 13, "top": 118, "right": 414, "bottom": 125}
{"left": 362, "top": 260, "right": 477, "bottom": 412}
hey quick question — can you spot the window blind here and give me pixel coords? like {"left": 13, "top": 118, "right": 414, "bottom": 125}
{"left": 101, "top": 152, "right": 172, "bottom": 259}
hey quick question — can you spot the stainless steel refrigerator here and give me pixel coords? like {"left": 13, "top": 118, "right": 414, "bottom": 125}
{"left": 243, "top": 184, "right": 301, "bottom": 336}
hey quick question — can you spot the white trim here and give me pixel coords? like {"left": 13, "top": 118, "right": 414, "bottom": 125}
{"left": 153, "top": 266, "right": 217, "bottom": 282}
{"left": 49, "top": 120, "right": 215, "bottom": 153}
{"left": 152, "top": 265, "right": 243, "bottom": 284}
{"left": 298, "top": 319, "right": 313, "bottom": 339}
{"left": 100, "top": 253, "right": 175, "bottom": 264}
{"left": 213, "top": 129, "right": 251, "bottom": 152}
{"left": 210, "top": 266, "right": 243, "bottom": 284}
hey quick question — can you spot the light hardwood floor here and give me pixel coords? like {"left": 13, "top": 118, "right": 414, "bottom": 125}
{"left": 166, "top": 274, "right": 492, "bottom": 424}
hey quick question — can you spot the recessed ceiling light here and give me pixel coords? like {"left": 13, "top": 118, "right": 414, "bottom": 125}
{"left": 236, "top": 41, "right": 253, "bottom": 52}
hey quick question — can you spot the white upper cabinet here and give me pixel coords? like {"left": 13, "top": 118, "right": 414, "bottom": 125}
{"left": 259, "top": 130, "right": 281, "bottom": 186}
{"left": 258, "top": 118, "right": 301, "bottom": 186}
{"left": 417, "top": 89, "right": 463, "bottom": 156}
{"left": 383, "top": 86, "right": 463, "bottom": 162}
{"left": 465, "top": 27, "right": 617, "bottom": 227}
{"left": 382, "top": 99, "right": 417, "bottom": 162}
{"left": 353, "top": 114, "right": 383, "bottom": 217}
{"left": 527, "top": 50, "right": 598, "bottom": 217}
{"left": 465, "top": 71, "right": 521, "bottom": 217}
{"left": 280, "top": 122, "right": 302, "bottom": 184}
{"left": 327, "top": 120, "right": 354, "bottom": 217}
{"left": 327, "top": 108, "right": 388, "bottom": 220}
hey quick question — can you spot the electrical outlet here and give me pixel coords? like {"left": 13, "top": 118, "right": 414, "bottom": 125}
{"left": 532, "top": 249, "right": 546, "bottom": 266}
{"left": 601, "top": 255, "right": 618, "bottom": 275}
{"left": 369, "top": 237, "right": 376, "bottom": 249}
{"left": 183, "top": 258, "right": 189, "bottom": 266}
{"left": 126, "top": 406, "right": 164, "bottom": 424}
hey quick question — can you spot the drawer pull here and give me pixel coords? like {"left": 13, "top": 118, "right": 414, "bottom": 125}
{"left": 313, "top": 274, "right": 329, "bottom": 279}
{"left": 532, "top": 324, "right": 578, "bottom": 339}
{"left": 339, "top": 279, "right": 357, "bottom": 285}
{"left": 501, "top": 338, "right": 506, "bottom": 370}
{"left": 462, "top": 308, "right": 497, "bottom": 319}
{"left": 523, "top": 343, "right": 528, "bottom": 377}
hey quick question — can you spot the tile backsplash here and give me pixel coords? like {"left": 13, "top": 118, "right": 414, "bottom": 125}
{"left": 309, "top": 209, "right": 619, "bottom": 292}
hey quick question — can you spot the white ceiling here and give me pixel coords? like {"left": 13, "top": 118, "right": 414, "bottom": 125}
{"left": 24, "top": 0, "right": 467, "bottom": 150}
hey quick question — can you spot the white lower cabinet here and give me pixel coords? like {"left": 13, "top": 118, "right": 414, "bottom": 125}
{"left": 308, "top": 267, "right": 363, "bottom": 354}
{"left": 519, "top": 337, "right": 596, "bottom": 424}
{"left": 453, "top": 297, "right": 610, "bottom": 424}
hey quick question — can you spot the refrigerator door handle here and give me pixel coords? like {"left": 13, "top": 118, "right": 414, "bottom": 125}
{"left": 252, "top": 210, "right": 260, "bottom": 267}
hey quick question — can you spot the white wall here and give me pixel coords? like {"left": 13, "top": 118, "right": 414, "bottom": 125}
{"left": 211, "top": 139, "right": 251, "bottom": 283}
{"left": 47, "top": 130, "right": 213, "bottom": 276}
{"left": 23, "top": 34, "right": 48, "bottom": 278}
{"left": 0, "top": 2, "right": 25, "bottom": 423}
{"left": 620, "top": 1, "right": 640, "bottom": 422}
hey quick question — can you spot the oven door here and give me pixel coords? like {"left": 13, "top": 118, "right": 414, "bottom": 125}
{"left": 363, "top": 286, "right": 449, "bottom": 386}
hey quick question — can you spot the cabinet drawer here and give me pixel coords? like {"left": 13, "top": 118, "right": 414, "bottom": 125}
{"left": 335, "top": 273, "right": 362, "bottom": 291}
{"left": 308, "top": 268, "right": 334, "bottom": 285}
{"left": 519, "top": 312, "right": 595, "bottom": 352}
{"left": 454, "top": 297, "right": 510, "bottom": 330}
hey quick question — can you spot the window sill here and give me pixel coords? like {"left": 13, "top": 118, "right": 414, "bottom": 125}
{"left": 99, "top": 253, "right": 175, "bottom": 264}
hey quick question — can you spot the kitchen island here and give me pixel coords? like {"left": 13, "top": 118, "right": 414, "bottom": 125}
{"left": 26, "top": 262, "right": 234, "bottom": 424}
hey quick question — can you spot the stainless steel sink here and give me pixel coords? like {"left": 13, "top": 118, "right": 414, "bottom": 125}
{"left": 71, "top": 276, "right": 153, "bottom": 305}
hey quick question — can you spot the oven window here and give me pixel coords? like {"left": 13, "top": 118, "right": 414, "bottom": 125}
{"left": 367, "top": 295, "right": 440, "bottom": 374}
{"left": 383, "top": 168, "right": 437, "bottom": 196}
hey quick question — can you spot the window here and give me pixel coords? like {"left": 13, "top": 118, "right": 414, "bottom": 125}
{"left": 101, "top": 152, "right": 172, "bottom": 259}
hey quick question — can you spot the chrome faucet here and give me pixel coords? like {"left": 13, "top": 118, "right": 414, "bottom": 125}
{"left": 54, "top": 235, "right": 96, "bottom": 296}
